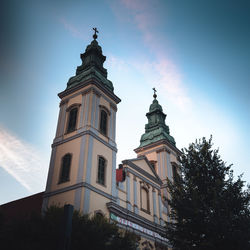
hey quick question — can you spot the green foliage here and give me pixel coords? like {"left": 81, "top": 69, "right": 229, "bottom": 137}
{"left": 0, "top": 206, "right": 137, "bottom": 250}
{"left": 166, "top": 137, "right": 250, "bottom": 250}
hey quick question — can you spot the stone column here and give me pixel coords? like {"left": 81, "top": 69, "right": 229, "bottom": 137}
{"left": 79, "top": 94, "right": 86, "bottom": 128}
{"left": 158, "top": 190, "right": 164, "bottom": 226}
{"left": 56, "top": 101, "right": 67, "bottom": 137}
{"left": 126, "top": 172, "right": 131, "bottom": 211}
{"left": 152, "top": 188, "right": 158, "bottom": 223}
{"left": 133, "top": 176, "right": 138, "bottom": 214}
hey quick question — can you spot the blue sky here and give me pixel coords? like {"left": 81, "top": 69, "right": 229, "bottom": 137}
{"left": 0, "top": 0, "right": 249, "bottom": 204}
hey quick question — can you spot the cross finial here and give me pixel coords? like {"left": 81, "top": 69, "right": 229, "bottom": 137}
{"left": 93, "top": 27, "right": 99, "bottom": 40}
{"left": 153, "top": 87, "right": 157, "bottom": 99}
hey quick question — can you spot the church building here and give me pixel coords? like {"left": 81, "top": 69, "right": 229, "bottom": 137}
{"left": 42, "top": 30, "right": 181, "bottom": 250}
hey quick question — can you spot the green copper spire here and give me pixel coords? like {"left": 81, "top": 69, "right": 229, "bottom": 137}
{"left": 66, "top": 28, "right": 114, "bottom": 92}
{"left": 138, "top": 88, "right": 176, "bottom": 148}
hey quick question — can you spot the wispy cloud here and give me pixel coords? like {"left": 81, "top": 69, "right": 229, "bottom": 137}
{"left": 0, "top": 127, "right": 47, "bottom": 192}
{"left": 59, "top": 17, "right": 86, "bottom": 40}
{"left": 110, "top": 0, "right": 191, "bottom": 110}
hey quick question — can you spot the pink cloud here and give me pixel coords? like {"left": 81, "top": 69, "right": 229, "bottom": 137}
{"left": 121, "top": 0, "right": 149, "bottom": 11}
{"left": 115, "top": 0, "right": 191, "bottom": 110}
{"left": 59, "top": 18, "right": 86, "bottom": 40}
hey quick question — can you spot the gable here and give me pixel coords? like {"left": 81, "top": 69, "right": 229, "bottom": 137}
{"left": 122, "top": 157, "right": 162, "bottom": 185}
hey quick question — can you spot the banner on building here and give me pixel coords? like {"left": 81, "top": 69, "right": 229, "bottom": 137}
{"left": 110, "top": 213, "right": 168, "bottom": 242}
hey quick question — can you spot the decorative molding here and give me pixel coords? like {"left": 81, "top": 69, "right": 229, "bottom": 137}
{"left": 83, "top": 136, "right": 93, "bottom": 213}
{"left": 94, "top": 209, "right": 105, "bottom": 216}
{"left": 92, "top": 88, "right": 101, "bottom": 97}
{"left": 44, "top": 181, "right": 115, "bottom": 201}
{"left": 58, "top": 103, "right": 67, "bottom": 137}
{"left": 110, "top": 102, "right": 117, "bottom": 111}
{"left": 166, "top": 151, "right": 172, "bottom": 180}
{"left": 126, "top": 173, "right": 131, "bottom": 211}
{"left": 125, "top": 156, "right": 162, "bottom": 183}
{"left": 134, "top": 139, "right": 181, "bottom": 156}
{"left": 111, "top": 150, "right": 117, "bottom": 200}
{"left": 52, "top": 128, "right": 117, "bottom": 152}
{"left": 90, "top": 93, "right": 96, "bottom": 127}
{"left": 122, "top": 160, "right": 162, "bottom": 185}
{"left": 60, "top": 99, "right": 69, "bottom": 107}
{"left": 99, "top": 105, "right": 111, "bottom": 115}
{"left": 84, "top": 93, "right": 90, "bottom": 126}
{"left": 94, "top": 95, "right": 100, "bottom": 129}
{"left": 66, "top": 103, "right": 81, "bottom": 112}
{"left": 79, "top": 95, "right": 85, "bottom": 128}
{"left": 126, "top": 167, "right": 161, "bottom": 191}
{"left": 133, "top": 178, "right": 138, "bottom": 214}
{"left": 156, "top": 147, "right": 170, "bottom": 154}
{"left": 58, "top": 78, "right": 121, "bottom": 104}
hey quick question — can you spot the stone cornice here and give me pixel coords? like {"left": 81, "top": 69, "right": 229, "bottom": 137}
{"left": 134, "top": 139, "right": 182, "bottom": 156}
{"left": 58, "top": 77, "right": 121, "bottom": 104}
{"left": 44, "top": 182, "right": 115, "bottom": 201}
{"left": 130, "top": 156, "right": 162, "bottom": 183}
{"left": 52, "top": 128, "right": 117, "bottom": 152}
{"left": 122, "top": 159, "right": 162, "bottom": 186}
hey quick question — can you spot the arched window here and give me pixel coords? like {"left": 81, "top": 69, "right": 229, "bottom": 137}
{"left": 140, "top": 185, "right": 150, "bottom": 213}
{"left": 97, "top": 156, "right": 106, "bottom": 185}
{"left": 99, "top": 110, "right": 108, "bottom": 136}
{"left": 59, "top": 154, "right": 72, "bottom": 183}
{"left": 67, "top": 107, "right": 78, "bottom": 133}
{"left": 94, "top": 210, "right": 104, "bottom": 218}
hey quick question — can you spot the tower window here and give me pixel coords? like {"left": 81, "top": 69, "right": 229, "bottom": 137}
{"left": 172, "top": 164, "right": 178, "bottom": 182}
{"left": 97, "top": 156, "right": 106, "bottom": 186}
{"left": 59, "top": 154, "right": 72, "bottom": 183}
{"left": 99, "top": 110, "right": 108, "bottom": 136}
{"left": 67, "top": 107, "right": 78, "bottom": 133}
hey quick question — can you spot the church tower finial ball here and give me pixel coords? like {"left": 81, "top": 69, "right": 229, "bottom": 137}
{"left": 93, "top": 27, "right": 98, "bottom": 40}
{"left": 153, "top": 87, "right": 157, "bottom": 99}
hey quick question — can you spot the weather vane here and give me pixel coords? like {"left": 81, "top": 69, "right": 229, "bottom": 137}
{"left": 93, "top": 27, "right": 98, "bottom": 40}
{"left": 153, "top": 87, "right": 157, "bottom": 99}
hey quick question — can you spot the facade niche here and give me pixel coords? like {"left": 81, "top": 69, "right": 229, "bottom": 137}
{"left": 140, "top": 182, "right": 150, "bottom": 214}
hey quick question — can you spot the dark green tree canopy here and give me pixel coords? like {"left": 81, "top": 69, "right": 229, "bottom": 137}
{"left": 0, "top": 206, "right": 138, "bottom": 250}
{"left": 166, "top": 137, "right": 250, "bottom": 250}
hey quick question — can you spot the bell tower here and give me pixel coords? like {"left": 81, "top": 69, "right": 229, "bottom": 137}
{"left": 134, "top": 89, "right": 181, "bottom": 186}
{"left": 43, "top": 29, "right": 121, "bottom": 215}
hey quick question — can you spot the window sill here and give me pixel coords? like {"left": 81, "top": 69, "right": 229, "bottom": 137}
{"left": 58, "top": 179, "right": 70, "bottom": 184}
{"left": 141, "top": 208, "right": 151, "bottom": 215}
{"left": 99, "top": 130, "right": 108, "bottom": 138}
{"left": 65, "top": 129, "right": 77, "bottom": 135}
{"left": 96, "top": 181, "right": 107, "bottom": 188}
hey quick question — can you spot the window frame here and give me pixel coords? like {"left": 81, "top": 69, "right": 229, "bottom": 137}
{"left": 96, "top": 156, "right": 107, "bottom": 186}
{"left": 171, "top": 162, "right": 179, "bottom": 182}
{"left": 58, "top": 153, "right": 72, "bottom": 184}
{"left": 99, "top": 105, "right": 110, "bottom": 137}
{"left": 66, "top": 104, "right": 81, "bottom": 134}
{"left": 140, "top": 182, "right": 150, "bottom": 214}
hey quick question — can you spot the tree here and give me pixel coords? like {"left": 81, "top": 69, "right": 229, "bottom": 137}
{"left": 166, "top": 137, "right": 250, "bottom": 250}
{"left": 0, "top": 206, "right": 138, "bottom": 250}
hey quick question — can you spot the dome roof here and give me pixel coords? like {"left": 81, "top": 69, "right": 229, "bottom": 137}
{"left": 149, "top": 99, "right": 163, "bottom": 112}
